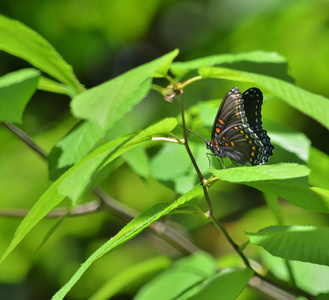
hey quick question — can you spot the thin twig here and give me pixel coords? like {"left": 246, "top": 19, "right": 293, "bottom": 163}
{"left": 3, "top": 122, "right": 47, "bottom": 159}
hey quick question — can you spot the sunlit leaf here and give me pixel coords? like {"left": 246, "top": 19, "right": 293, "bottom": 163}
{"left": 212, "top": 164, "right": 329, "bottom": 213}
{"left": 210, "top": 163, "right": 309, "bottom": 183}
{"left": 38, "top": 76, "right": 70, "bottom": 95}
{"left": 71, "top": 49, "right": 179, "bottom": 131}
{"left": 171, "top": 51, "right": 292, "bottom": 82}
{"left": 0, "top": 14, "right": 83, "bottom": 96}
{"left": 199, "top": 66, "right": 329, "bottom": 130}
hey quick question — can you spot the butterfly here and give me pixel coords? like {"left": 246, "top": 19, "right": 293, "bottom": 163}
{"left": 190, "top": 87, "right": 274, "bottom": 168}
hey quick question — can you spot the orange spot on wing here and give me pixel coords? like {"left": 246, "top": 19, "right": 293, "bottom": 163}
{"left": 224, "top": 142, "right": 229, "bottom": 147}
{"left": 216, "top": 127, "right": 221, "bottom": 133}
{"left": 231, "top": 141, "right": 235, "bottom": 147}
{"left": 222, "top": 136, "right": 226, "bottom": 141}
{"left": 218, "top": 119, "right": 225, "bottom": 125}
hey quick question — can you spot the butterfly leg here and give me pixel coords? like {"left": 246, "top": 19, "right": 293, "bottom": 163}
{"left": 215, "top": 156, "right": 225, "bottom": 169}
{"left": 206, "top": 152, "right": 212, "bottom": 169}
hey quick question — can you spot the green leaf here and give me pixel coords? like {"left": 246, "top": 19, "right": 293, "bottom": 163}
{"left": 52, "top": 185, "right": 204, "bottom": 300}
{"left": 171, "top": 51, "right": 292, "bottom": 82}
{"left": 135, "top": 252, "right": 217, "bottom": 300}
{"left": 89, "top": 256, "right": 172, "bottom": 300}
{"left": 247, "top": 183, "right": 329, "bottom": 213}
{"left": 199, "top": 66, "right": 329, "bottom": 130}
{"left": 0, "top": 69, "right": 40, "bottom": 123}
{"left": 150, "top": 142, "right": 203, "bottom": 194}
{"left": 186, "top": 268, "right": 254, "bottom": 300}
{"left": 248, "top": 226, "right": 329, "bottom": 266}
{"left": 0, "top": 118, "right": 177, "bottom": 264}
{"left": 265, "top": 119, "right": 311, "bottom": 163}
{"left": 0, "top": 15, "right": 83, "bottom": 96}
{"left": 212, "top": 164, "right": 329, "bottom": 213}
{"left": 38, "top": 76, "right": 71, "bottom": 95}
{"left": 71, "top": 49, "right": 179, "bottom": 131}
{"left": 210, "top": 163, "right": 309, "bottom": 183}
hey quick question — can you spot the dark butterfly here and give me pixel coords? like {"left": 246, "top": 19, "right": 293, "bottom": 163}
{"left": 193, "top": 87, "right": 274, "bottom": 168}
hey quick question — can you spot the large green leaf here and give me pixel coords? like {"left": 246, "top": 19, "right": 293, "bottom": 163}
{"left": 170, "top": 51, "right": 292, "bottom": 82}
{"left": 211, "top": 164, "right": 329, "bottom": 213}
{"left": 0, "top": 69, "right": 40, "bottom": 123}
{"left": 71, "top": 49, "right": 179, "bottom": 131}
{"left": 52, "top": 185, "right": 204, "bottom": 300}
{"left": 0, "top": 14, "right": 83, "bottom": 96}
{"left": 186, "top": 268, "right": 254, "bottom": 300}
{"left": 199, "top": 66, "right": 329, "bottom": 130}
{"left": 248, "top": 226, "right": 329, "bottom": 266}
{"left": 210, "top": 163, "right": 309, "bottom": 183}
{"left": 0, "top": 118, "right": 177, "bottom": 264}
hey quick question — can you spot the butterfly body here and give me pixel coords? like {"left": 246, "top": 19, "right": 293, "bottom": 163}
{"left": 205, "top": 87, "right": 274, "bottom": 166}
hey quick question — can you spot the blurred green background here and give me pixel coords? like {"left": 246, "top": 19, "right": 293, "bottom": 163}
{"left": 1, "top": 0, "right": 329, "bottom": 299}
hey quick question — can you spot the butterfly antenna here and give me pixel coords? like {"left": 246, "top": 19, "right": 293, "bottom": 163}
{"left": 182, "top": 127, "right": 208, "bottom": 142}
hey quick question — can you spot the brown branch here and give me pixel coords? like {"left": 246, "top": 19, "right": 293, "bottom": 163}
{"left": 0, "top": 200, "right": 101, "bottom": 218}
{"left": 94, "top": 187, "right": 200, "bottom": 255}
{"left": 2, "top": 121, "right": 200, "bottom": 256}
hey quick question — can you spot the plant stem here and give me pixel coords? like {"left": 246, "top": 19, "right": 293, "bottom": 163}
{"left": 177, "top": 75, "right": 202, "bottom": 90}
{"left": 177, "top": 93, "right": 314, "bottom": 299}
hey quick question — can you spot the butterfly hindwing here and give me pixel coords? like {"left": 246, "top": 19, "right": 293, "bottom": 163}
{"left": 243, "top": 88, "right": 274, "bottom": 163}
